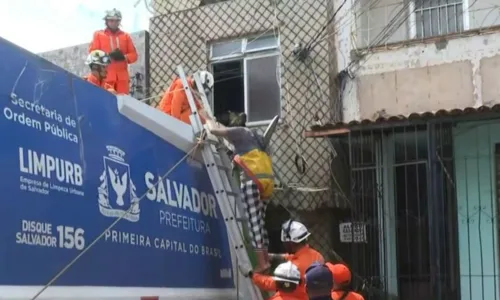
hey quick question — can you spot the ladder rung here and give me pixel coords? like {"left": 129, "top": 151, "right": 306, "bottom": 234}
{"left": 222, "top": 215, "right": 246, "bottom": 222}
{"left": 216, "top": 164, "right": 231, "bottom": 171}
{"left": 226, "top": 191, "right": 239, "bottom": 197}
{"left": 214, "top": 189, "right": 239, "bottom": 198}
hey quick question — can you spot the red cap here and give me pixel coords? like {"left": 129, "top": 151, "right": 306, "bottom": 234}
{"left": 325, "top": 263, "right": 351, "bottom": 285}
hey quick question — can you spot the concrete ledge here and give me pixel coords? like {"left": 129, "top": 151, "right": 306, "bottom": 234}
{"left": 116, "top": 95, "right": 195, "bottom": 153}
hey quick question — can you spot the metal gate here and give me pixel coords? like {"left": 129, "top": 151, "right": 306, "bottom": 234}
{"left": 331, "top": 122, "right": 460, "bottom": 300}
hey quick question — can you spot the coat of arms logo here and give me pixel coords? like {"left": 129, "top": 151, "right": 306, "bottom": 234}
{"left": 98, "top": 145, "right": 140, "bottom": 222}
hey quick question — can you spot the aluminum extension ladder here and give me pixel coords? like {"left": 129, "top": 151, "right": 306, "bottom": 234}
{"left": 177, "top": 66, "right": 264, "bottom": 300}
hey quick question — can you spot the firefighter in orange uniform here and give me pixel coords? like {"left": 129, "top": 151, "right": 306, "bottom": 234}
{"left": 158, "top": 71, "right": 214, "bottom": 125}
{"left": 251, "top": 261, "right": 303, "bottom": 300}
{"left": 325, "top": 263, "right": 365, "bottom": 300}
{"left": 88, "top": 9, "right": 138, "bottom": 95}
{"left": 242, "top": 220, "right": 324, "bottom": 299}
{"left": 83, "top": 50, "right": 116, "bottom": 94}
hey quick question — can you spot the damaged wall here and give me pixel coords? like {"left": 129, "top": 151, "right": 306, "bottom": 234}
{"left": 38, "top": 31, "right": 149, "bottom": 100}
{"left": 343, "top": 31, "right": 500, "bottom": 121}
{"left": 332, "top": 0, "right": 500, "bottom": 121}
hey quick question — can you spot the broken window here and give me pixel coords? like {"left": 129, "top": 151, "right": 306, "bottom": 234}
{"left": 209, "top": 34, "right": 281, "bottom": 125}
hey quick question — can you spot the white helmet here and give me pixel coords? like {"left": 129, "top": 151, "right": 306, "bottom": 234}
{"left": 85, "top": 50, "right": 111, "bottom": 66}
{"left": 198, "top": 70, "right": 214, "bottom": 89}
{"left": 272, "top": 261, "right": 301, "bottom": 284}
{"left": 104, "top": 8, "right": 122, "bottom": 21}
{"left": 281, "top": 220, "right": 311, "bottom": 243}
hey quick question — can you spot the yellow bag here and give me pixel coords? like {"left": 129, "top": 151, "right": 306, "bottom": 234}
{"left": 234, "top": 149, "right": 274, "bottom": 200}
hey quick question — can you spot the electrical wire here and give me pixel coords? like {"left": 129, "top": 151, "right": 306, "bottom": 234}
{"left": 305, "top": 0, "right": 348, "bottom": 51}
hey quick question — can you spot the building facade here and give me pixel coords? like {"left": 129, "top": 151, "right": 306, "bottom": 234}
{"left": 147, "top": 0, "right": 349, "bottom": 258}
{"left": 34, "top": 0, "right": 349, "bottom": 270}
{"left": 334, "top": 0, "right": 500, "bottom": 120}
{"left": 305, "top": 1, "right": 500, "bottom": 299}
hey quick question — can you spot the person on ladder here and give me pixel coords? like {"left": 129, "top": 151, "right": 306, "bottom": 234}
{"left": 158, "top": 71, "right": 213, "bottom": 125}
{"left": 246, "top": 219, "right": 324, "bottom": 298}
{"left": 200, "top": 110, "right": 274, "bottom": 273}
{"left": 88, "top": 9, "right": 138, "bottom": 95}
{"left": 244, "top": 261, "right": 304, "bottom": 300}
{"left": 83, "top": 50, "right": 116, "bottom": 94}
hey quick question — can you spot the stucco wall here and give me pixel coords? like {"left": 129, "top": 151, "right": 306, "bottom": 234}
{"left": 38, "top": 30, "right": 149, "bottom": 99}
{"left": 345, "top": 32, "right": 500, "bottom": 121}
{"left": 332, "top": 0, "right": 500, "bottom": 122}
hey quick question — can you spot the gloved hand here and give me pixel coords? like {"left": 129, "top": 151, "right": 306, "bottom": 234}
{"left": 109, "top": 49, "right": 126, "bottom": 61}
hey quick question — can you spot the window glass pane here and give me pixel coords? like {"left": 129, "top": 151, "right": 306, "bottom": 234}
{"left": 439, "top": 7, "right": 448, "bottom": 35}
{"left": 423, "top": 10, "right": 431, "bottom": 37}
{"left": 456, "top": 3, "right": 464, "bottom": 32}
{"left": 447, "top": 5, "right": 457, "bottom": 33}
{"left": 211, "top": 40, "right": 242, "bottom": 58}
{"left": 246, "top": 35, "right": 279, "bottom": 52}
{"left": 430, "top": 8, "right": 439, "bottom": 36}
{"left": 246, "top": 55, "right": 281, "bottom": 123}
{"left": 416, "top": 10, "right": 423, "bottom": 38}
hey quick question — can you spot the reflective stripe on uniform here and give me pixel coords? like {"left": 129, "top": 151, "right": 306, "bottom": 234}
{"left": 109, "top": 36, "right": 120, "bottom": 49}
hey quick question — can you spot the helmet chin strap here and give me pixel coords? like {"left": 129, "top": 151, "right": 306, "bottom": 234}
{"left": 98, "top": 69, "right": 107, "bottom": 79}
{"left": 92, "top": 66, "right": 106, "bottom": 80}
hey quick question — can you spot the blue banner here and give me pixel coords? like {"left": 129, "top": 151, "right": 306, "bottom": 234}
{"left": 0, "top": 38, "right": 233, "bottom": 289}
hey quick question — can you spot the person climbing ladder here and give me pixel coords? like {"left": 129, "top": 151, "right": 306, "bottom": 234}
{"left": 201, "top": 110, "right": 274, "bottom": 273}
{"left": 158, "top": 71, "right": 213, "bottom": 125}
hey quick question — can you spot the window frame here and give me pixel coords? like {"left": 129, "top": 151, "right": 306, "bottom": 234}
{"left": 209, "top": 34, "right": 281, "bottom": 126}
{"left": 243, "top": 52, "right": 282, "bottom": 126}
{"left": 408, "top": 0, "right": 469, "bottom": 39}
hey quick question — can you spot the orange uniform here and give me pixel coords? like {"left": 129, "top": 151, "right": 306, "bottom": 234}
{"left": 267, "top": 291, "right": 302, "bottom": 300}
{"left": 331, "top": 291, "right": 364, "bottom": 300}
{"left": 158, "top": 78, "right": 206, "bottom": 125}
{"left": 88, "top": 29, "right": 138, "bottom": 94}
{"left": 325, "top": 263, "right": 365, "bottom": 300}
{"left": 252, "top": 245, "right": 324, "bottom": 299}
{"left": 84, "top": 74, "right": 116, "bottom": 94}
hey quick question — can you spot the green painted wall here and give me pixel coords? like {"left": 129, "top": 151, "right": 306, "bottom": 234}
{"left": 454, "top": 121, "right": 500, "bottom": 300}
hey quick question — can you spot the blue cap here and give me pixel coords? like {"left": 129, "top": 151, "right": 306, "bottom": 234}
{"left": 305, "top": 263, "right": 333, "bottom": 291}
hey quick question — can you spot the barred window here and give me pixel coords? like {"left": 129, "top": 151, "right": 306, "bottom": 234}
{"left": 209, "top": 35, "right": 281, "bottom": 125}
{"left": 413, "top": 0, "right": 464, "bottom": 38}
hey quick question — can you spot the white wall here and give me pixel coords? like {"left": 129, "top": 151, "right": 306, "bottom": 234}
{"left": 331, "top": 0, "right": 500, "bottom": 122}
